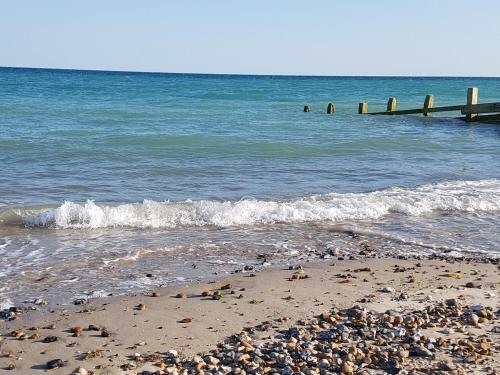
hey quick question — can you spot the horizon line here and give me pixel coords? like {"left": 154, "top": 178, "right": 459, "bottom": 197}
{"left": 1, "top": 65, "right": 500, "bottom": 79}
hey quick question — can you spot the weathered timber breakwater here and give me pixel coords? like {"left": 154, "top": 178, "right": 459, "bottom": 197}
{"left": 305, "top": 87, "right": 500, "bottom": 123}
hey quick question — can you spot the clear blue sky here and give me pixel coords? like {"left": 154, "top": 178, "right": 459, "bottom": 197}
{"left": 2, "top": 0, "right": 500, "bottom": 76}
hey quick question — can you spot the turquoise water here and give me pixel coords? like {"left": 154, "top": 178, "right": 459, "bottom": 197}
{"left": 0, "top": 68, "right": 499, "bottom": 307}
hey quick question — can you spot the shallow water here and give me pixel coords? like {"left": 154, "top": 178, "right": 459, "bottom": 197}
{"left": 0, "top": 68, "right": 499, "bottom": 307}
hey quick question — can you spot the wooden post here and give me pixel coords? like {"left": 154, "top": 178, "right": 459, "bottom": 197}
{"left": 466, "top": 87, "right": 479, "bottom": 122}
{"left": 387, "top": 97, "right": 397, "bottom": 112}
{"left": 327, "top": 103, "right": 335, "bottom": 114}
{"left": 423, "top": 94, "right": 434, "bottom": 116}
{"left": 358, "top": 102, "right": 368, "bottom": 114}
{"left": 304, "top": 105, "right": 311, "bottom": 113}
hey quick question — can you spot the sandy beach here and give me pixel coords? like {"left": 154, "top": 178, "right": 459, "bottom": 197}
{"left": 1, "top": 255, "right": 498, "bottom": 374}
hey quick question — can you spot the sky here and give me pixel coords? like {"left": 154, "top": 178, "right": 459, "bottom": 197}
{"left": 1, "top": 0, "right": 500, "bottom": 76}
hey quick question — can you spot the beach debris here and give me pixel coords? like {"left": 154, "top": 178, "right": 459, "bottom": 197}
{"left": 178, "top": 318, "right": 192, "bottom": 324}
{"left": 355, "top": 266, "right": 372, "bottom": 272}
{"left": 212, "top": 291, "right": 223, "bottom": 300}
{"left": 73, "top": 298, "right": 87, "bottom": 306}
{"left": 137, "top": 303, "right": 146, "bottom": 311}
{"left": 382, "top": 286, "right": 395, "bottom": 293}
{"left": 46, "top": 359, "right": 65, "bottom": 369}
{"left": 175, "top": 293, "right": 188, "bottom": 299}
{"left": 221, "top": 284, "right": 232, "bottom": 290}
{"left": 201, "top": 290, "right": 213, "bottom": 297}
{"left": 152, "top": 292, "right": 160, "bottom": 298}
{"left": 443, "top": 273, "right": 462, "bottom": 279}
{"left": 80, "top": 350, "right": 103, "bottom": 360}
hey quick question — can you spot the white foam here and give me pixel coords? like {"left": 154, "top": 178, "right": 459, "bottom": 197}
{"left": 22, "top": 179, "right": 500, "bottom": 229}
{"left": 0, "top": 239, "right": 10, "bottom": 249}
{"left": 0, "top": 297, "right": 14, "bottom": 311}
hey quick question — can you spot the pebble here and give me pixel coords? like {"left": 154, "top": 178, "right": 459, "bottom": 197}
{"left": 101, "top": 329, "right": 111, "bottom": 337}
{"left": 46, "top": 359, "right": 65, "bottom": 369}
{"left": 398, "top": 292, "right": 409, "bottom": 300}
{"left": 465, "top": 281, "right": 481, "bottom": 288}
{"left": 71, "top": 367, "right": 89, "bottom": 375}
{"left": 341, "top": 361, "right": 354, "bottom": 374}
{"left": 409, "top": 345, "right": 433, "bottom": 357}
{"left": 205, "top": 356, "right": 220, "bottom": 365}
{"left": 470, "top": 314, "right": 480, "bottom": 326}
{"left": 70, "top": 326, "right": 83, "bottom": 335}
{"left": 382, "top": 287, "right": 395, "bottom": 293}
{"left": 95, "top": 299, "right": 494, "bottom": 374}
{"left": 471, "top": 304, "right": 484, "bottom": 312}
{"left": 168, "top": 349, "right": 178, "bottom": 357}
{"left": 445, "top": 298, "right": 458, "bottom": 306}
{"left": 318, "top": 358, "right": 330, "bottom": 368}
{"left": 438, "top": 360, "right": 456, "bottom": 371}
{"left": 87, "top": 324, "right": 101, "bottom": 331}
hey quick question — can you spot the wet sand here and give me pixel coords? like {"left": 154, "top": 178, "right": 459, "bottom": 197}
{"left": 0, "top": 257, "right": 499, "bottom": 374}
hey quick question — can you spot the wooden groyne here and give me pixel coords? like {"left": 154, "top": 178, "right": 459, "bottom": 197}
{"left": 305, "top": 87, "right": 500, "bottom": 123}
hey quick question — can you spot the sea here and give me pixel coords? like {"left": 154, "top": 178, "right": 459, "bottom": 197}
{"left": 1, "top": 67, "right": 499, "bottom": 308}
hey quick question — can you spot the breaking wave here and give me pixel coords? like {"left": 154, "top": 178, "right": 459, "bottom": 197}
{"left": 3, "top": 179, "right": 500, "bottom": 229}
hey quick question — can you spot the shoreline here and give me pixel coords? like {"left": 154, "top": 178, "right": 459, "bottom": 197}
{"left": 1, "top": 256, "right": 498, "bottom": 374}
{"left": 2, "top": 223, "right": 499, "bottom": 312}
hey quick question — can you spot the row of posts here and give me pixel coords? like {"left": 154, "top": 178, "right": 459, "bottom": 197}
{"left": 303, "top": 88, "right": 480, "bottom": 121}
{"left": 303, "top": 97, "right": 435, "bottom": 115}
{"left": 304, "top": 104, "right": 335, "bottom": 113}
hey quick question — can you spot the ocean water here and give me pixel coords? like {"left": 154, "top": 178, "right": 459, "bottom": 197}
{"left": 1, "top": 67, "right": 499, "bottom": 308}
